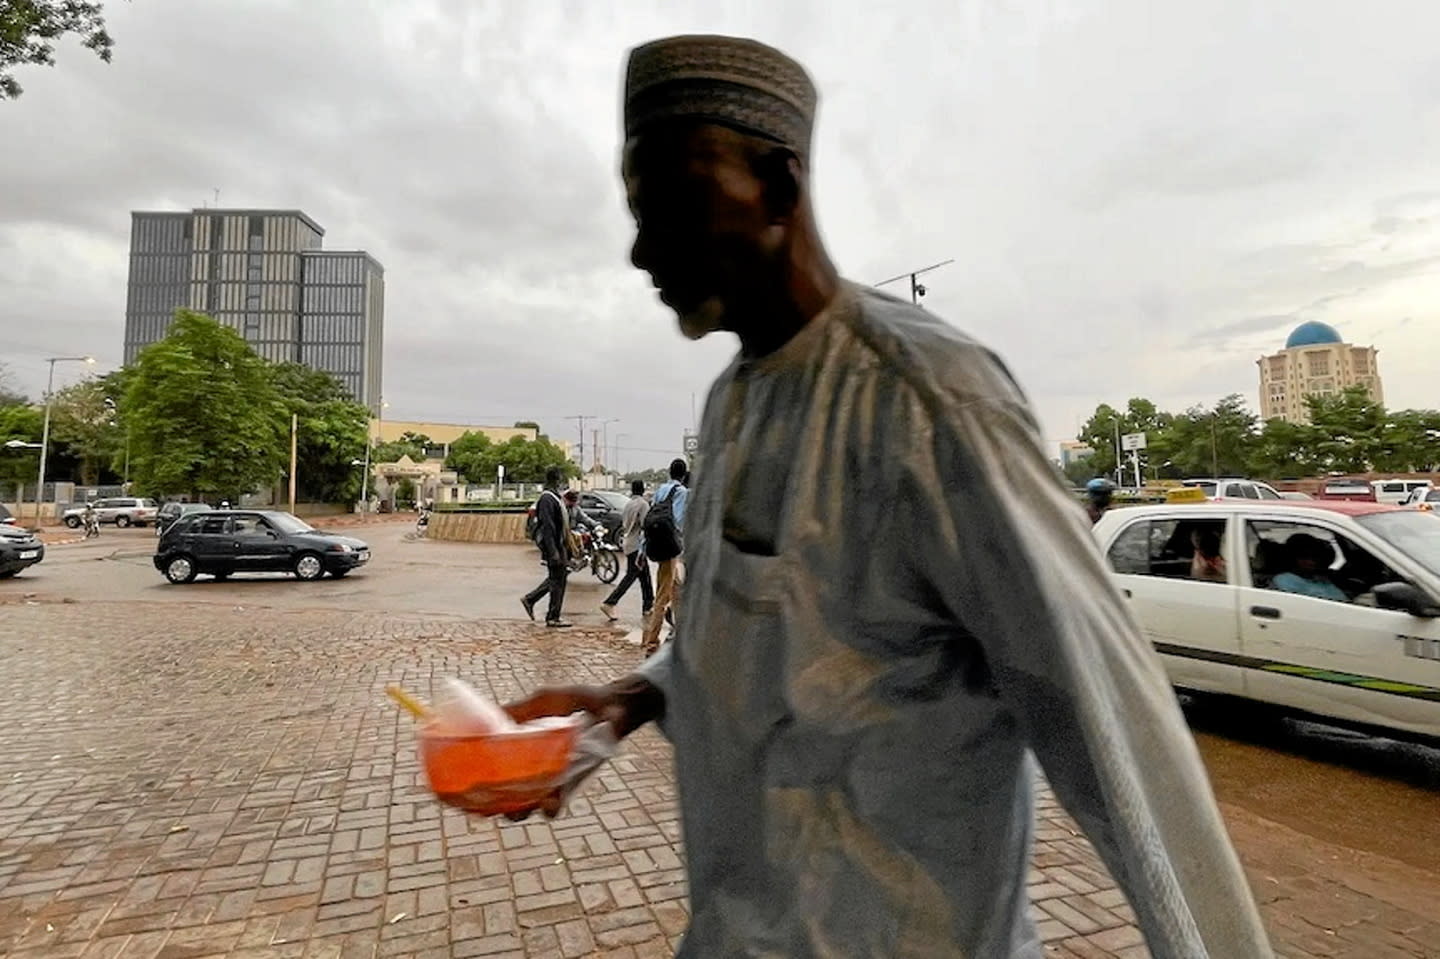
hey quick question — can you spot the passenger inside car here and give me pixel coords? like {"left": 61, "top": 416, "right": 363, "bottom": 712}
{"left": 1270, "top": 533, "right": 1349, "bottom": 602}
{"left": 1189, "top": 527, "right": 1226, "bottom": 582}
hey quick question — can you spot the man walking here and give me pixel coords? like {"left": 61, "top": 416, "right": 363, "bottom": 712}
{"left": 503, "top": 35, "right": 1271, "bottom": 957}
{"left": 600, "top": 480, "right": 654, "bottom": 622}
{"left": 521, "top": 467, "right": 571, "bottom": 628}
{"left": 639, "top": 458, "right": 687, "bottom": 655}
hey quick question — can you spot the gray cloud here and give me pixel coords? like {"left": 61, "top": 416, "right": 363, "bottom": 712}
{"left": 4, "top": 0, "right": 1440, "bottom": 459}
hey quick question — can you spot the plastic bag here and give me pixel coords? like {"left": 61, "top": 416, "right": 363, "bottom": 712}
{"left": 416, "top": 678, "right": 618, "bottom": 816}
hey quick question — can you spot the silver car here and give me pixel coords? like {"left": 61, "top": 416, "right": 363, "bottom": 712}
{"left": 62, "top": 497, "right": 160, "bottom": 529}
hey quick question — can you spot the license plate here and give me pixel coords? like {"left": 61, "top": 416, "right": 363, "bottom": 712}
{"left": 356, "top": 550, "right": 370, "bottom": 562}
{"left": 18, "top": 550, "right": 39, "bottom": 559}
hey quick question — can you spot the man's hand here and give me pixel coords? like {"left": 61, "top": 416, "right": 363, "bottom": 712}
{"left": 498, "top": 675, "right": 665, "bottom": 820}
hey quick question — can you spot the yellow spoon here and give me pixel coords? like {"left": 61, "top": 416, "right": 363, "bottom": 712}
{"left": 386, "top": 684, "right": 432, "bottom": 721}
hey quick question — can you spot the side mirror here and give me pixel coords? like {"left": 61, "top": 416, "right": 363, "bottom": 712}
{"left": 1373, "top": 582, "right": 1440, "bottom": 618}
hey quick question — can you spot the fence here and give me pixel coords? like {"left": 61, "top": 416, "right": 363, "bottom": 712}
{"left": 428, "top": 510, "right": 530, "bottom": 545}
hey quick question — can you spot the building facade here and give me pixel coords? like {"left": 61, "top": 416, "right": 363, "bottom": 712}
{"left": 1059, "top": 440, "right": 1095, "bottom": 469}
{"left": 1257, "top": 321, "right": 1383, "bottom": 424}
{"left": 124, "top": 209, "right": 384, "bottom": 409}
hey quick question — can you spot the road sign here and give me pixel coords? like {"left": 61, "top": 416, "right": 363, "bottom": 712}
{"left": 1121, "top": 432, "right": 1147, "bottom": 451}
{"left": 683, "top": 434, "right": 699, "bottom": 456}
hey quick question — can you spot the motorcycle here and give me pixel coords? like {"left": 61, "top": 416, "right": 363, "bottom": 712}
{"left": 567, "top": 523, "right": 621, "bottom": 584}
{"left": 415, "top": 506, "right": 432, "bottom": 537}
{"left": 82, "top": 509, "right": 100, "bottom": 539}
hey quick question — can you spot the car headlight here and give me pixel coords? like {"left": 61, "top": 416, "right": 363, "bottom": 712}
{"left": 328, "top": 543, "right": 354, "bottom": 553}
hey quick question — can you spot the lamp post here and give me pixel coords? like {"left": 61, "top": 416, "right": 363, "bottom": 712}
{"left": 614, "top": 433, "right": 629, "bottom": 477}
{"left": 601, "top": 419, "right": 619, "bottom": 473}
{"left": 35, "top": 356, "right": 95, "bottom": 526}
{"left": 359, "top": 399, "right": 388, "bottom": 517}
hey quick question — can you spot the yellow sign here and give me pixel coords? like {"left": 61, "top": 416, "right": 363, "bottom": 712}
{"left": 1165, "top": 487, "right": 1209, "bottom": 503}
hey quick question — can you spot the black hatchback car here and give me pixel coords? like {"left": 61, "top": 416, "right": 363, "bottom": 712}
{"left": 0, "top": 522, "right": 44, "bottom": 578}
{"left": 153, "top": 510, "right": 370, "bottom": 584}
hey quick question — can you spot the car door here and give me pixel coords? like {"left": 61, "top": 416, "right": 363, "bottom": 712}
{"left": 1103, "top": 510, "right": 1244, "bottom": 695}
{"left": 230, "top": 514, "right": 289, "bottom": 572}
{"left": 1238, "top": 516, "right": 1440, "bottom": 739}
{"left": 182, "top": 514, "right": 236, "bottom": 570}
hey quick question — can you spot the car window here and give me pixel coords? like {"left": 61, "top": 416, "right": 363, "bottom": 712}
{"left": 1107, "top": 517, "right": 1229, "bottom": 583}
{"left": 231, "top": 515, "right": 266, "bottom": 535}
{"left": 1223, "top": 483, "right": 1243, "bottom": 498}
{"left": 1246, "top": 519, "right": 1402, "bottom": 605}
{"left": 194, "top": 515, "right": 231, "bottom": 535}
{"left": 1255, "top": 485, "right": 1281, "bottom": 500}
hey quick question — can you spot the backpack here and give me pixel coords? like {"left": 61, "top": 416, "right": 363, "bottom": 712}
{"left": 641, "top": 484, "right": 683, "bottom": 561}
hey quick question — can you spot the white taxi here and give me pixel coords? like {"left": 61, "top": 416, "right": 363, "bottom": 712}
{"left": 1093, "top": 500, "right": 1440, "bottom": 740}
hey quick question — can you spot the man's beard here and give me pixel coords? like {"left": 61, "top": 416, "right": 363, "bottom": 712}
{"left": 676, "top": 295, "right": 726, "bottom": 340}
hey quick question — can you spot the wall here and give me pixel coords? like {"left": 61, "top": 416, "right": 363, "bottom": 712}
{"left": 428, "top": 511, "right": 530, "bottom": 545}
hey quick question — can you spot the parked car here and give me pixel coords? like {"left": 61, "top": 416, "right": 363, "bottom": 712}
{"left": 577, "top": 490, "right": 628, "bottom": 539}
{"left": 1180, "top": 478, "right": 1283, "bottom": 501}
{"left": 1094, "top": 500, "right": 1440, "bottom": 741}
{"left": 1405, "top": 487, "right": 1440, "bottom": 511}
{"left": 0, "top": 523, "right": 44, "bottom": 578}
{"left": 153, "top": 509, "right": 370, "bottom": 584}
{"left": 1316, "top": 479, "right": 1376, "bottom": 503}
{"left": 155, "top": 501, "right": 212, "bottom": 536}
{"left": 1374, "top": 479, "right": 1432, "bottom": 505}
{"left": 1278, "top": 491, "right": 1313, "bottom": 501}
{"left": 63, "top": 497, "right": 160, "bottom": 528}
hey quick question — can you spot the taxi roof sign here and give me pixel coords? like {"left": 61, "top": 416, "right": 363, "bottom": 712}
{"left": 1166, "top": 486, "right": 1210, "bottom": 504}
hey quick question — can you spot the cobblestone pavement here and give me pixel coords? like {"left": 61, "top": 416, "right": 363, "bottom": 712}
{"left": 1, "top": 602, "right": 1437, "bottom": 958}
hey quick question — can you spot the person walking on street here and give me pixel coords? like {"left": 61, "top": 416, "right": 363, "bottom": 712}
{"left": 501, "top": 35, "right": 1271, "bottom": 957}
{"left": 639, "top": 458, "right": 688, "bottom": 654}
{"left": 601, "top": 480, "right": 655, "bottom": 622}
{"left": 521, "top": 467, "right": 572, "bottom": 628}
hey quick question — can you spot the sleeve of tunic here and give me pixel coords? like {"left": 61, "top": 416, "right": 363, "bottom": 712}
{"left": 635, "top": 640, "right": 676, "bottom": 739}
{"left": 901, "top": 357, "right": 1273, "bottom": 958}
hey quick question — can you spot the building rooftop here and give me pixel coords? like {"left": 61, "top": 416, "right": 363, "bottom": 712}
{"left": 1284, "top": 320, "right": 1342, "bottom": 349}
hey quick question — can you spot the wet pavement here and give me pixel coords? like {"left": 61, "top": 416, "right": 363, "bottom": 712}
{"left": 1, "top": 529, "right": 1438, "bottom": 956}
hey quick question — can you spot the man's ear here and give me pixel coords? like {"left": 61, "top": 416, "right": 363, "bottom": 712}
{"left": 755, "top": 147, "right": 802, "bottom": 222}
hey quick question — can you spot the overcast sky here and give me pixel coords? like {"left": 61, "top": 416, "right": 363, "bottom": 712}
{"left": 4, "top": 0, "right": 1439, "bottom": 469}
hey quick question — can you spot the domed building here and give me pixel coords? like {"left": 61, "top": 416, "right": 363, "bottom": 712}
{"left": 1257, "top": 322, "right": 1382, "bottom": 424}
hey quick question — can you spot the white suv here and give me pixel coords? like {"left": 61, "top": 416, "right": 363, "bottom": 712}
{"left": 1181, "top": 478, "right": 1283, "bottom": 501}
{"left": 62, "top": 497, "right": 160, "bottom": 529}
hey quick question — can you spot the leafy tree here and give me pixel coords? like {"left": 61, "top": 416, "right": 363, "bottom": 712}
{"left": 1301, "top": 386, "right": 1385, "bottom": 474}
{"left": 513, "top": 421, "right": 540, "bottom": 432}
{"left": 1, "top": 0, "right": 115, "bottom": 99}
{"left": 1249, "top": 417, "right": 1322, "bottom": 479}
{"left": 622, "top": 468, "right": 669, "bottom": 486}
{"left": 270, "top": 363, "right": 369, "bottom": 503}
{"left": 0, "top": 402, "right": 43, "bottom": 489}
{"left": 1379, "top": 409, "right": 1440, "bottom": 473}
{"left": 47, "top": 376, "right": 123, "bottom": 485}
{"left": 1078, "top": 398, "right": 1175, "bottom": 480}
{"left": 120, "top": 311, "right": 288, "bottom": 500}
{"left": 1060, "top": 457, "right": 1098, "bottom": 486}
{"left": 445, "top": 431, "right": 578, "bottom": 485}
{"left": 374, "top": 433, "right": 428, "bottom": 464}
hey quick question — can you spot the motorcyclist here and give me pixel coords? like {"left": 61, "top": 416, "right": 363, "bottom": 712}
{"left": 82, "top": 500, "right": 99, "bottom": 537}
{"left": 1085, "top": 477, "right": 1116, "bottom": 525}
{"left": 563, "top": 490, "right": 598, "bottom": 562}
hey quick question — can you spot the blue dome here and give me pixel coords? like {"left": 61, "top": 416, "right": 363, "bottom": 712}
{"left": 1285, "top": 321, "right": 1342, "bottom": 349}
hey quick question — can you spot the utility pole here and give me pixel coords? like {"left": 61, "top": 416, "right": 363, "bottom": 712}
{"left": 591, "top": 429, "right": 601, "bottom": 471}
{"left": 565, "top": 415, "right": 595, "bottom": 474}
{"left": 876, "top": 259, "right": 955, "bottom": 306}
{"left": 288, "top": 413, "right": 298, "bottom": 514}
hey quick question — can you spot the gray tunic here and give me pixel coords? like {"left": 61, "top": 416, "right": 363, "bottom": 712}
{"left": 638, "top": 283, "right": 1271, "bottom": 958}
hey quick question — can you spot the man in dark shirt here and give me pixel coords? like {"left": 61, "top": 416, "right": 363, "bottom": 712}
{"left": 521, "top": 467, "right": 572, "bottom": 628}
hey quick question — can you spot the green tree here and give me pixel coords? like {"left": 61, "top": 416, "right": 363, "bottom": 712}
{"left": 0, "top": 402, "right": 43, "bottom": 489}
{"left": 120, "top": 311, "right": 288, "bottom": 500}
{"left": 47, "top": 376, "right": 123, "bottom": 485}
{"left": 270, "top": 363, "right": 369, "bottom": 504}
{"left": 1155, "top": 395, "right": 1257, "bottom": 478}
{"left": 1060, "top": 457, "right": 1097, "bottom": 486}
{"left": 1077, "top": 397, "right": 1175, "bottom": 480}
{"left": 1305, "top": 386, "right": 1386, "bottom": 473}
{"left": 1, "top": 0, "right": 115, "bottom": 99}
{"left": 445, "top": 431, "right": 578, "bottom": 485}
{"left": 1379, "top": 409, "right": 1440, "bottom": 473}
{"left": 622, "top": 468, "right": 669, "bottom": 486}
{"left": 1250, "top": 417, "right": 1322, "bottom": 479}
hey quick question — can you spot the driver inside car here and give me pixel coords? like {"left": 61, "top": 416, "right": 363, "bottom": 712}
{"left": 1270, "top": 533, "right": 1349, "bottom": 602}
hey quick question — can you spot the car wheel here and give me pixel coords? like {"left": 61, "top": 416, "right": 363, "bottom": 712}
{"left": 65, "top": 516, "right": 81, "bottom": 529}
{"left": 293, "top": 552, "right": 325, "bottom": 581}
{"left": 164, "top": 554, "right": 198, "bottom": 584}
{"left": 116, "top": 515, "right": 131, "bottom": 528}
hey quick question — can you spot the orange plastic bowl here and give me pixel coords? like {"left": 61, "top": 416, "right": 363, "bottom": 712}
{"left": 418, "top": 721, "right": 581, "bottom": 815}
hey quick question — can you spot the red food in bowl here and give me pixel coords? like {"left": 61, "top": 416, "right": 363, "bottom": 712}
{"left": 418, "top": 720, "right": 581, "bottom": 815}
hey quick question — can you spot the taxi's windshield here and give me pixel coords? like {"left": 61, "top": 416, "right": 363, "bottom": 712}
{"left": 1356, "top": 512, "right": 1440, "bottom": 579}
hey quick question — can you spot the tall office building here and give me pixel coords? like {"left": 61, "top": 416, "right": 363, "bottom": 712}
{"left": 124, "top": 209, "right": 384, "bottom": 409}
{"left": 1257, "top": 321, "right": 1383, "bottom": 424}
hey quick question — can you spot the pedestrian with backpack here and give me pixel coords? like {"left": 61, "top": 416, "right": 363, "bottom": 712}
{"left": 521, "top": 467, "right": 573, "bottom": 628}
{"left": 640, "top": 458, "right": 688, "bottom": 654}
{"left": 600, "top": 480, "right": 654, "bottom": 622}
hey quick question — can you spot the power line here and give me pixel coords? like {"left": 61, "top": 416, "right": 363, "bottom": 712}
{"left": 875, "top": 259, "right": 955, "bottom": 306}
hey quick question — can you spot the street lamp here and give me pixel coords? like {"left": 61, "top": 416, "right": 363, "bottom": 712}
{"left": 35, "top": 356, "right": 95, "bottom": 526}
{"left": 601, "top": 419, "right": 619, "bottom": 472}
{"left": 359, "top": 399, "right": 389, "bottom": 517}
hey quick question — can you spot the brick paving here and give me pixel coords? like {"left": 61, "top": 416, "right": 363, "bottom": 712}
{"left": 0, "top": 601, "right": 1435, "bottom": 957}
